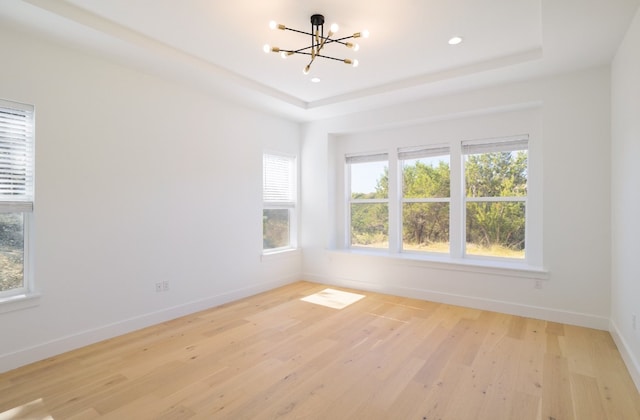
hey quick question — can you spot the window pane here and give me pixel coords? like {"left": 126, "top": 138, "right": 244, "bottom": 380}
{"left": 465, "top": 151, "right": 527, "bottom": 197}
{"left": 403, "top": 203, "right": 449, "bottom": 253}
{"left": 466, "top": 202, "right": 525, "bottom": 259}
{"left": 263, "top": 209, "right": 290, "bottom": 250}
{"left": 0, "top": 213, "right": 24, "bottom": 292}
{"left": 350, "top": 161, "right": 388, "bottom": 199}
{"left": 402, "top": 156, "right": 450, "bottom": 198}
{"left": 350, "top": 203, "right": 388, "bottom": 248}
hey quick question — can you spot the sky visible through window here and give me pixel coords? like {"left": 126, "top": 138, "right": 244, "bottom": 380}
{"left": 351, "top": 161, "right": 387, "bottom": 194}
{"left": 351, "top": 156, "right": 447, "bottom": 194}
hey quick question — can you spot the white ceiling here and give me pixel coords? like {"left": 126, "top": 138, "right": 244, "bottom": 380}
{"left": 1, "top": 0, "right": 639, "bottom": 121}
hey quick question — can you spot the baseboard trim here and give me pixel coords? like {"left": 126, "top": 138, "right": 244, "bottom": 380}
{"left": 609, "top": 320, "right": 640, "bottom": 393}
{"left": 303, "top": 273, "right": 610, "bottom": 330}
{"left": 0, "top": 277, "right": 295, "bottom": 374}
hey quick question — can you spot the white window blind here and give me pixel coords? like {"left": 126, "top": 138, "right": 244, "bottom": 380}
{"left": 0, "top": 99, "right": 34, "bottom": 213}
{"left": 345, "top": 152, "right": 388, "bottom": 164}
{"left": 462, "top": 135, "right": 528, "bottom": 154}
{"left": 263, "top": 153, "right": 295, "bottom": 205}
{"left": 398, "top": 145, "right": 450, "bottom": 160}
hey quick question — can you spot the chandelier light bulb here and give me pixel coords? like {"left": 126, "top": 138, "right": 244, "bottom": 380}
{"left": 280, "top": 51, "right": 288, "bottom": 59}
{"left": 330, "top": 23, "right": 339, "bottom": 33}
{"left": 448, "top": 36, "right": 463, "bottom": 45}
{"left": 346, "top": 42, "right": 360, "bottom": 51}
{"left": 269, "top": 21, "right": 286, "bottom": 30}
{"left": 303, "top": 65, "right": 311, "bottom": 75}
{"left": 352, "top": 59, "right": 359, "bottom": 67}
{"left": 263, "top": 44, "right": 271, "bottom": 53}
{"left": 362, "top": 29, "right": 370, "bottom": 38}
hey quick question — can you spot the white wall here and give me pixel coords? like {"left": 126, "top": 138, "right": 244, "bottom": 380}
{"left": 611, "top": 7, "right": 640, "bottom": 391}
{"left": 302, "top": 66, "right": 612, "bottom": 329}
{"left": 0, "top": 25, "right": 301, "bottom": 372}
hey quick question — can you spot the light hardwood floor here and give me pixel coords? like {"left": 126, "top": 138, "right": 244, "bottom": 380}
{"left": 1, "top": 281, "right": 639, "bottom": 419}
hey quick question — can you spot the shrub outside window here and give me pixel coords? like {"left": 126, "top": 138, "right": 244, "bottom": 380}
{"left": 400, "top": 146, "right": 450, "bottom": 254}
{"left": 347, "top": 153, "right": 389, "bottom": 249}
{"left": 463, "top": 137, "right": 528, "bottom": 259}
{"left": 344, "top": 135, "right": 529, "bottom": 262}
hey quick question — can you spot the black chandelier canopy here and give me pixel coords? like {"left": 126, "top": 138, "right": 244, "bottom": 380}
{"left": 263, "top": 14, "right": 369, "bottom": 75}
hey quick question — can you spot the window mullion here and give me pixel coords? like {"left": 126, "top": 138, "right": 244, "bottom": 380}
{"left": 465, "top": 196, "right": 526, "bottom": 202}
{"left": 387, "top": 149, "right": 400, "bottom": 253}
{"left": 449, "top": 141, "right": 463, "bottom": 259}
{"left": 403, "top": 197, "right": 451, "bottom": 203}
{"left": 350, "top": 198, "right": 388, "bottom": 204}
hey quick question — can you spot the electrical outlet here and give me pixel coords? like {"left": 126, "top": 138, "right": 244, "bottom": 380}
{"left": 155, "top": 282, "right": 162, "bottom": 293}
{"left": 162, "top": 281, "right": 169, "bottom": 292}
{"left": 633, "top": 313, "right": 637, "bottom": 331}
{"left": 534, "top": 279, "right": 543, "bottom": 289}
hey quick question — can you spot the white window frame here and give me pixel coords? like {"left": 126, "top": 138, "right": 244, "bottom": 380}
{"left": 398, "top": 145, "right": 451, "bottom": 254}
{"left": 344, "top": 135, "right": 535, "bottom": 266}
{"left": 346, "top": 152, "right": 389, "bottom": 249}
{"left": 0, "top": 99, "right": 35, "bottom": 301}
{"left": 262, "top": 152, "right": 297, "bottom": 254}
{"left": 461, "top": 136, "right": 529, "bottom": 260}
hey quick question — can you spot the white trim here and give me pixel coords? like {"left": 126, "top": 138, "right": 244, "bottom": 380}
{"left": 0, "top": 277, "right": 295, "bottom": 374}
{"left": 302, "top": 272, "right": 607, "bottom": 330}
{"left": 609, "top": 320, "right": 640, "bottom": 393}
{"left": 403, "top": 197, "right": 450, "bottom": 203}
{"left": 350, "top": 198, "right": 388, "bottom": 204}
{"left": 466, "top": 196, "right": 526, "bottom": 202}
{"left": 0, "top": 202, "right": 33, "bottom": 212}
{"left": 0, "top": 292, "right": 40, "bottom": 314}
{"left": 327, "top": 249, "right": 547, "bottom": 279}
{"left": 261, "top": 247, "right": 301, "bottom": 261}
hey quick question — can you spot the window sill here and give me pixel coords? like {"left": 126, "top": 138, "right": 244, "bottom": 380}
{"left": 261, "top": 248, "right": 301, "bottom": 262}
{"left": 0, "top": 292, "right": 41, "bottom": 314}
{"left": 327, "top": 248, "right": 549, "bottom": 280}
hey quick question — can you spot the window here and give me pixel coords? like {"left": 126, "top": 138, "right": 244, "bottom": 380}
{"left": 344, "top": 135, "right": 530, "bottom": 263}
{"left": 0, "top": 99, "right": 35, "bottom": 298}
{"left": 263, "top": 153, "right": 296, "bottom": 252}
{"left": 463, "top": 137, "right": 527, "bottom": 259}
{"left": 347, "top": 153, "right": 388, "bottom": 249}
{"left": 399, "top": 146, "right": 450, "bottom": 254}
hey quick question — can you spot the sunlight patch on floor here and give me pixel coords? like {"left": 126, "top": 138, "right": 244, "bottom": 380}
{"left": 0, "top": 398, "right": 53, "bottom": 420}
{"left": 301, "top": 288, "right": 365, "bottom": 309}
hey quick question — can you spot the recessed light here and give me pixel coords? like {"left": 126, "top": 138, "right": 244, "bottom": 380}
{"left": 448, "top": 36, "right": 463, "bottom": 45}
{"left": 311, "top": 77, "right": 321, "bottom": 83}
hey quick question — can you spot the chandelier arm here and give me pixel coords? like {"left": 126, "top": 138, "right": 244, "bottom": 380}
{"left": 287, "top": 46, "right": 313, "bottom": 54}
{"left": 281, "top": 38, "right": 348, "bottom": 55}
{"left": 281, "top": 27, "right": 355, "bottom": 43}
{"left": 317, "top": 38, "right": 348, "bottom": 48}
{"left": 325, "top": 35, "right": 356, "bottom": 44}
{"left": 281, "top": 51, "right": 348, "bottom": 62}
{"left": 282, "top": 27, "right": 315, "bottom": 37}
{"left": 314, "top": 54, "right": 349, "bottom": 62}
{"left": 276, "top": 28, "right": 354, "bottom": 46}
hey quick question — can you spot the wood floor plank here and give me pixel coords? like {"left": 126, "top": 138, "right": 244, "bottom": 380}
{"left": 1, "top": 281, "right": 639, "bottom": 419}
{"left": 542, "top": 352, "right": 576, "bottom": 420}
{"left": 571, "top": 373, "right": 608, "bottom": 420}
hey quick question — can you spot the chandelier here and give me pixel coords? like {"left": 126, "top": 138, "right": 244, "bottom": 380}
{"left": 263, "top": 14, "right": 369, "bottom": 75}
